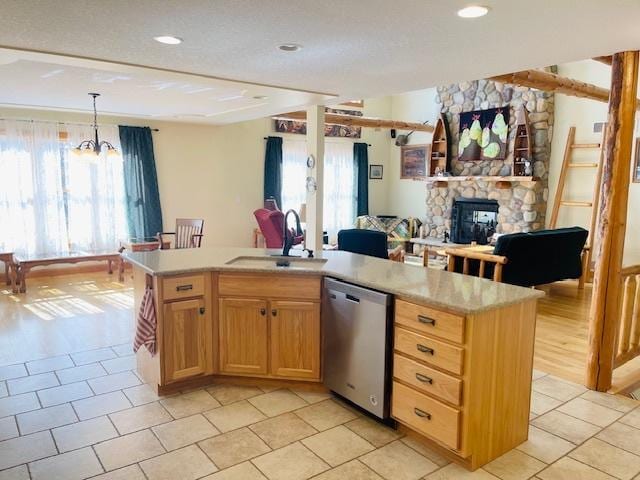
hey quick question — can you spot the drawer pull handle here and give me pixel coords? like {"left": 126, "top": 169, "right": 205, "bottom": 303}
{"left": 199, "top": 307, "right": 205, "bottom": 315}
{"left": 417, "top": 315, "right": 436, "bottom": 326}
{"left": 414, "top": 408, "right": 431, "bottom": 420}
{"left": 176, "top": 284, "right": 193, "bottom": 292}
{"left": 260, "top": 308, "right": 266, "bottom": 316}
{"left": 417, "top": 344, "right": 434, "bottom": 355}
{"left": 415, "top": 373, "right": 433, "bottom": 384}
{"left": 272, "top": 309, "right": 278, "bottom": 316}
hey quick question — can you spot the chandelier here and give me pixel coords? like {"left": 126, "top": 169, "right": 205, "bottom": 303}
{"left": 72, "top": 93, "right": 118, "bottom": 158}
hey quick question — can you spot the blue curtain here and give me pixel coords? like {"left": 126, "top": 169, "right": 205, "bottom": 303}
{"left": 354, "top": 142, "right": 369, "bottom": 216}
{"left": 264, "top": 136, "right": 283, "bottom": 209}
{"left": 119, "top": 126, "right": 163, "bottom": 239}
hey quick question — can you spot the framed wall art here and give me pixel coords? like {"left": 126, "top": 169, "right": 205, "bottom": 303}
{"left": 400, "top": 144, "right": 429, "bottom": 179}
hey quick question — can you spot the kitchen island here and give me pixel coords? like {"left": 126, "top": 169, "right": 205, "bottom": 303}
{"left": 123, "top": 247, "right": 542, "bottom": 470}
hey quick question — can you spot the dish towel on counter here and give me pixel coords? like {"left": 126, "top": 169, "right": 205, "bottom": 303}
{"left": 134, "top": 286, "right": 157, "bottom": 356}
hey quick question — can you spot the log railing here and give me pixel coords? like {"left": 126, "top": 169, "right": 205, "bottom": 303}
{"left": 614, "top": 265, "right": 640, "bottom": 369}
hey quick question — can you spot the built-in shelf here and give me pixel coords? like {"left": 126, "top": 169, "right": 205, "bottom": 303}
{"left": 421, "top": 175, "right": 539, "bottom": 183}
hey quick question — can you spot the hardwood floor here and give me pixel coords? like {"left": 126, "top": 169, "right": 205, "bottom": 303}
{"left": 0, "top": 272, "right": 133, "bottom": 366}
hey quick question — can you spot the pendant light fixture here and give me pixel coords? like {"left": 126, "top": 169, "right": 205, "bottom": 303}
{"left": 72, "top": 93, "right": 118, "bottom": 158}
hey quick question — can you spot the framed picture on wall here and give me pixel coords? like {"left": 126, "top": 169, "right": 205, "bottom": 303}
{"left": 369, "top": 164, "right": 383, "bottom": 179}
{"left": 400, "top": 144, "right": 429, "bottom": 179}
{"left": 634, "top": 138, "right": 640, "bottom": 183}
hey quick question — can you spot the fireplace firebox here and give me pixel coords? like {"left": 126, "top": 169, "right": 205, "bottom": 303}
{"left": 450, "top": 198, "right": 499, "bottom": 244}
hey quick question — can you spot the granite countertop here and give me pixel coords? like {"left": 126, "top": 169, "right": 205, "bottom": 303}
{"left": 123, "top": 247, "right": 543, "bottom": 315}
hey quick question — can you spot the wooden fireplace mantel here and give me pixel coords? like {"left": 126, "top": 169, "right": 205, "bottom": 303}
{"left": 419, "top": 176, "right": 539, "bottom": 183}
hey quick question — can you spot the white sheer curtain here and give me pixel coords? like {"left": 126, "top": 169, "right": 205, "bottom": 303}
{"left": 62, "top": 124, "right": 128, "bottom": 251}
{"left": 0, "top": 120, "right": 69, "bottom": 255}
{"left": 281, "top": 139, "right": 356, "bottom": 243}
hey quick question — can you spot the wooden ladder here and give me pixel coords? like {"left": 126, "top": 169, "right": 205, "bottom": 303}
{"left": 549, "top": 126, "right": 605, "bottom": 279}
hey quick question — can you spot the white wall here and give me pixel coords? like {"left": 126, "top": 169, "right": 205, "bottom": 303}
{"left": 547, "top": 60, "right": 640, "bottom": 265}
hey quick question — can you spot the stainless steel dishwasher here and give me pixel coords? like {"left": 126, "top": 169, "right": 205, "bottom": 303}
{"left": 323, "top": 278, "right": 392, "bottom": 419}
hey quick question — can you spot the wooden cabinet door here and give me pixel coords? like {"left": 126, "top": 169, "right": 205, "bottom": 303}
{"left": 219, "top": 298, "right": 269, "bottom": 375}
{"left": 163, "top": 298, "right": 209, "bottom": 383}
{"left": 270, "top": 300, "right": 320, "bottom": 380}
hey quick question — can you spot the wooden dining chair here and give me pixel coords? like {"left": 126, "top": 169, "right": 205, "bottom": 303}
{"left": 158, "top": 219, "right": 204, "bottom": 249}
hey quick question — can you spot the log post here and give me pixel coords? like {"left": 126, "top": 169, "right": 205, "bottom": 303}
{"left": 586, "top": 51, "right": 639, "bottom": 391}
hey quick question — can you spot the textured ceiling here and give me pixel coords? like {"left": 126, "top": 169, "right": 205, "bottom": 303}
{"left": 0, "top": 0, "right": 638, "bottom": 122}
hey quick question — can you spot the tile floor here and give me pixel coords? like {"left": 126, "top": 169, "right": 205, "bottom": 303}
{"left": 0, "top": 346, "right": 640, "bottom": 480}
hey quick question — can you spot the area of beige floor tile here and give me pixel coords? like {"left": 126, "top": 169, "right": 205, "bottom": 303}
{"left": 0, "top": 382, "right": 7, "bottom": 398}
{"left": 202, "top": 461, "right": 267, "bottom": 480}
{"left": 579, "top": 390, "right": 640, "bottom": 413}
{"left": 140, "top": 444, "right": 217, "bottom": 480}
{"left": 484, "top": 449, "right": 546, "bottom": 480}
{"left": 531, "top": 410, "right": 601, "bottom": 444}
{"left": 516, "top": 426, "right": 575, "bottom": 464}
{"left": 0, "top": 431, "right": 57, "bottom": 470}
{"left": 289, "top": 389, "right": 333, "bottom": 404}
{"left": 251, "top": 441, "right": 329, "bottom": 480}
{"left": 56, "top": 363, "right": 107, "bottom": 384}
{"left": 0, "top": 393, "right": 40, "bottom": 417}
{"left": 112, "top": 343, "right": 133, "bottom": 357}
{"left": 122, "top": 384, "right": 161, "bottom": 406}
{"left": 294, "top": 399, "right": 358, "bottom": 431}
{"left": 52, "top": 415, "right": 119, "bottom": 452}
{"left": 94, "top": 429, "right": 165, "bottom": 471}
{"left": 0, "top": 417, "right": 18, "bottom": 442}
{"left": 532, "top": 376, "right": 587, "bottom": 402}
{"left": 532, "top": 370, "right": 547, "bottom": 381}
{"left": 101, "top": 355, "right": 136, "bottom": 374}
{"left": 15, "top": 403, "right": 77, "bottom": 435}
{"left": 89, "top": 464, "right": 146, "bottom": 480}
{"left": 109, "top": 401, "right": 172, "bottom": 435}
{"left": 596, "top": 422, "right": 640, "bottom": 455}
{"left": 206, "top": 384, "right": 263, "bottom": 405}
{"left": 530, "top": 392, "right": 563, "bottom": 416}
{"left": 400, "top": 437, "right": 450, "bottom": 467}
{"left": 360, "top": 439, "right": 439, "bottom": 480}
{"left": 160, "top": 389, "right": 221, "bottom": 419}
{"left": 26, "top": 355, "right": 73, "bottom": 375}
{"left": 0, "top": 365, "right": 27, "bottom": 383}
{"left": 70, "top": 347, "right": 117, "bottom": 366}
{"left": 569, "top": 437, "right": 640, "bottom": 480}
{"left": 199, "top": 427, "right": 271, "bottom": 469}
{"left": 0, "top": 465, "right": 29, "bottom": 480}
{"left": 72, "top": 391, "right": 132, "bottom": 420}
{"left": 29, "top": 446, "right": 103, "bottom": 480}
{"left": 248, "top": 389, "right": 308, "bottom": 417}
{"left": 424, "top": 463, "right": 498, "bottom": 479}
{"left": 620, "top": 407, "right": 640, "bottom": 429}
{"left": 344, "top": 417, "right": 402, "bottom": 448}
{"left": 204, "top": 400, "right": 267, "bottom": 432}
{"left": 557, "top": 397, "right": 623, "bottom": 427}
{"left": 302, "top": 425, "right": 375, "bottom": 466}
{"left": 249, "top": 412, "right": 317, "bottom": 449}
{"left": 7, "top": 372, "right": 58, "bottom": 395}
{"left": 152, "top": 413, "right": 220, "bottom": 451}
{"left": 312, "top": 459, "right": 384, "bottom": 480}
{"left": 37, "top": 381, "right": 93, "bottom": 407}
{"left": 88, "top": 371, "right": 140, "bottom": 395}
{"left": 537, "top": 457, "right": 615, "bottom": 480}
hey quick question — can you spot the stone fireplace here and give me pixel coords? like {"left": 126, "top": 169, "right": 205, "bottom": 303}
{"left": 422, "top": 79, "right": 554, "bottom": 240}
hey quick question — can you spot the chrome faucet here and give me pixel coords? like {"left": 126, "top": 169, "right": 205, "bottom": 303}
{"left": 282, "top": 209, "right": 302, "bottom": 257}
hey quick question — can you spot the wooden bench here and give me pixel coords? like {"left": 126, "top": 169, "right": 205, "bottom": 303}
{"left": 14, "top": 251, "right": 123, "bottom": 293}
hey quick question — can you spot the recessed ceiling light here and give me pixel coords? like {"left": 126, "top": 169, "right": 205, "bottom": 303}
{"left": 457, "top": 5, "right": 490, "bottom": 18}
{"left": 253, "top": 95, "right": 268, "bottom": 100}
{"left": 278, "top": 43, "right": 302, "bottom": 52}
{"left": 154, "top": 35, "right": 183, "bottom": 45}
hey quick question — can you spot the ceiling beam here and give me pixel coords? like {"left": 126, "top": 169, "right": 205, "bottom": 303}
{"left": 593, "top": 56, "right": 613, "bottom": 66}
{"left": 489, "top": 69, "right": 640, "bottom": 110}
{"left": 274, "top": 111, "right": 434, "bottom": 132}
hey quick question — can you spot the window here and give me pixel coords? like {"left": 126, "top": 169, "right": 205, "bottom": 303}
{"left": 281, "top": 139, "right": 356, "bottom": 242}
{"left": 0, "top": 119, "right": 128, "bottom": 255}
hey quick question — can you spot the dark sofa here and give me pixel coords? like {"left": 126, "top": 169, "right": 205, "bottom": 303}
{"left": 448, "top": 227, "right": 589, "bottom": 287}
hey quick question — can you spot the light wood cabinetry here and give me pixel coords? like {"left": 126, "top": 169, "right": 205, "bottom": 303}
{"left": 219, "top": 298, "right": 269, "bottom": 375}
{"left": 217, "top": 273, "right": 322, "bottom": 382}
{"left": 391, "top": 296, "right": 538, "bottom": 470}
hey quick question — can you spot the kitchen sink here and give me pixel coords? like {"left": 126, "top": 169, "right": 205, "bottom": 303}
{"left": 225, "top": 255, "right": 328, "bottom": 270}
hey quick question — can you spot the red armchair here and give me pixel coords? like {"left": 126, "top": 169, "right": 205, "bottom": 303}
{"left": 254, "top": 209, "right": 303, "bottom": 249}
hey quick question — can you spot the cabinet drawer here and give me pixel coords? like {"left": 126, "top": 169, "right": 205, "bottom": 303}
{"left": 395, "top": 327, "right": 464, "bottom": 375}
{"left": 219, "top": 274, "right": 321, "bottom": 300}
{"left": 393, "top": 354, "right": 462, "bottom": 406}
{"left": 392, "top": 381, "right": 461, "bottom": 450}
{"left": 162, "top": 274, "right": 206, "bottom": 301}
{"left": 395, "top": 299, "right": 465, "bottom": 344}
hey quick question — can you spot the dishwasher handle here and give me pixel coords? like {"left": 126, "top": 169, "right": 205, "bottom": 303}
{"left": 345, "top": 294, "right": 360, "bottom": 303}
